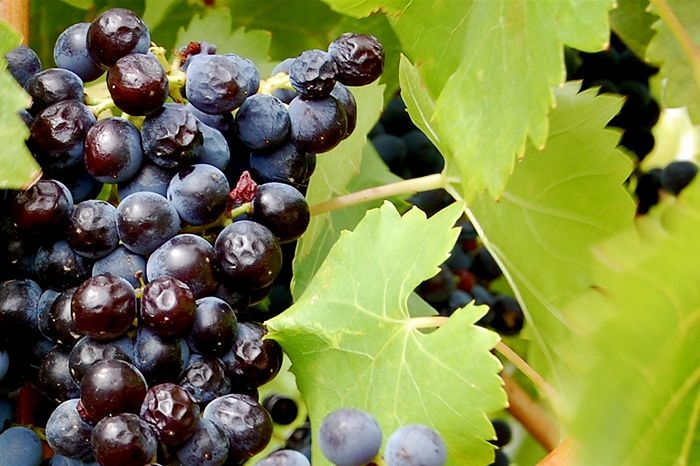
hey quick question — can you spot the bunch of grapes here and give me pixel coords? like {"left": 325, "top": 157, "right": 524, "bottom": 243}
{"left": 0, "top": 6, "right": 386, "bottom": 465}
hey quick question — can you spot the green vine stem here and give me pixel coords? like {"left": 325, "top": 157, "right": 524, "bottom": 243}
{"left": 650, "top": 0, "right": 700, "bottom": 91}
{"left": 494, "top": 341, "right": 556, "bottom": 401}
{"left": 88, "top": 97, "right": 116, "bottom": 117}
{"left": 258, "top": 72, "right": 294, "bottom": 95}
{"left": 180, "top": 202, "right": 253, "bottom": 234}
{"left": 310, "top": 173, "right": 454, "bottom": 216}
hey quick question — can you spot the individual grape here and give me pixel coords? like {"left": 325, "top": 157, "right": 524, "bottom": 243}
{"left": 107, "top": 53, "right": 169, "bottom": 116}
{"left": 443, "top": 289, "right": 473, "bottom": 316}
{"left": 372, "top": 133, "right": 407, "bottom": 174}
{"left": 186, "top": 296, "right": 237, "bottom": 357}
{"left": 178, "top": 41, "right": 217, "bottom": 71}
{"left": 635, "top": 167, "right": 663, "bottom": 214}
{"left": 146, "top": 233, "right": 218, "bottom": 298}
{"left": 470, "top": 247, "right": 502, "bottom": 281}
{"left": 661, "top": 160, "right": 698, "bottom": 195}
{"left": 178, "top": 354, "right": 231, "bottom": 404}
{"left": 318, "top": 408, "right": 382, "bottom": 466}
{"left": 24, "top": 68, "right": 84, "bottom": 114}
{"left": 328, "top": 33, "right": 384, "bottom": 86}
{"left": 285, "top": 422, "right": 311, "bottom": 460}
{"left": 45, "top": 163, "right": 102, "bottom": 203}
{"left": 249, "top": 140, "right": 315, "bottom": 188}
{"left": 202, "top": 393, "right": 273, "bottom": 462}
{"left": 10, "top": 178, "right": 73, "bottom": 235}
{"left": 84, "top": 116, "right": 144, "bottom": 183}
{"left": 46, "top": 399, "right": 95, "bottom": 461}
{"left": 141, "top": 103, "right": 203, "bottom": 169}
{"left": 330, "top": 82, "right": 357, "bottom": 137}
{"left": 489, "top": 295, "right": 524, "bottom": 335}
{"left": 195, "top": 122, "right": 231, "bottom": 170}
{"left": 80, "top": 359, "right": 147, "bottom": 422}
{"left": 87, "top": 8, "right": 150, "bottom": 68}
{"left": 380, "top": 95, "right": 413, "bottom": 135}
{"left": 418, "top": 265, "right": 455, "bottom": 304}
{"left": 289, "top": 49, "right": 337, "bottom": 99}
{"left": 116, "top": 191, "right": 181, "bottom": 255}
{"left": 620, "top": 126, "right": 655, "bottom": 159}
{"left": 225, "top": 53, "right": 261, "bottom": 100}
{"left": 118, "top": 161, "right": 175, "bottom": 198}
{"left": 90, "top": 413, "right": 157, "bottom": 466}
{"left": 38, "top": 346, "right": 81, "bottom": 403}
{"left": 255, "top": 449, "right": 310, "bottom": 466}
{"left": 140, "top": 383, "right": 200, "bottom": 445}
{"left": 34, "top": 240, "right": 92, "bottom": 291}
{"left": 262, "top": 395, "right": 299, "bottom": 425}
{"left": 252, "top": 182, "right": 309, "bottom": 243}
{"left": 186, "top": 102, "right": 234, "bottom": 133}
{"left": 235, "top": 93, "right": 290, "bottom": 151}
{"left": 71, "top": 274, "right": 136, "bottom": 340}
{"left": 40, "top": 287, "right": 82, "bottom": 346}
{"left": 489, "top": 419, "right": 512, "bottom": 447}
{"left": 402, "top": 129, "right": 444, "bottom": 176}
{"left": 220, "top": 321, "right": 282, "bottom": 390}
{"left": 68, "top": 335, "right": 133, "bottom": 384}
{"left": 53, "top": 22, "right": 103, "bottom": 82}
{"left": 167, "top": 164, "right": 230, "bottom": 225}
{"left": 185, "top": 54, "right": 250, "bottom": 114}
{"left": 0, "top": 350, "right": 9, "bottom": 381}
{"left": 5, "top": 45, "right": 42, "bottom": 86}
{"left": 132, "top": 326, "right": 190, "bottom": 385}
{"left": 175, "top": 418, "right": 230, "bottom": 466}
{"left": 91, "top": 246, "right": 146, "bottom": 288}
{"left": 27, "top": 100, "right": 96, "bottom": 170}
{"left": 140, "top": 276, "right": 196, "bottom": 336}
{"left": 270, "top": 58, "right": 298, "bottom": 103}
{"left": 288, "top": 95, "right": 347, "bottom": 153}
{"left": 384, "top": 424, "right": 447, "bottom": 466}
{"left": 0, "top": 426, "right": 43, "bottom": 466}
{"left": 67, "top": 200, "right": 119, "bottom": 259}
{"left": 489, "top": 450, "right": 510, "bottom": 466}
{"left": 214, "top": 220, "right": 283, "bottom": 290}
{"left": 214, "top": 280, "right": 250, "bottom": 314}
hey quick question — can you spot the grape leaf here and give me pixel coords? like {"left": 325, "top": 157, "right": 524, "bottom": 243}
{"left": 291, "top": 82, "right": 386, "bottom": 296}
{"left": 647, "top": 1, "right": 700, "bottom": 121}
{"left": 610, "top": 0, "right": 658, "bottom": 58}
{"left": 267, "top": 202, "right": 507, "bottom": 466}
{"left": 143, "top": 0, "right": 180, "bottom": 30}
{"left": 323, "top": 0, "right": 613, "bottom": 200}
{"left": 0, "top": 22, "right": 41, "bottom": 190}
{"left": 174, "top": 7, "right": 276, "bottom": 76}
{"left": 565, "top": 180, "right": 700, "bottom": 466}
{"left": 58, "top": 0, "right": 93, "bottom": 9}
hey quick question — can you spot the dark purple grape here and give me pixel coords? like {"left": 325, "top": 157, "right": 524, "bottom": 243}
{"left": 28, "top": 100, "right": 96, "bottom": 170}
{"left": 185, "top": 54, "right": 249, "bottom": 114}
{"left": 34, "top": 240, "right": 92, "bottom": 291}
{"left": 24, "top": 68, "right": 84, "bottom": 114}
{"left": 262, "top": 395, "right": 299, "bottom": 425}
{"left": 328, "top": 33, "right": 384, "bottom": 86}
{"left": 118, "top": 161, "right": 176, "bottom": 198}
{"left": 186, "top": 102, "right": 234, "bottom": 133}
{"left": 195, "top": 121, "right": 231, "bottom": 170}
{"left": 116, "top": 191, "right": 181, "bottom": 255}
{"left": 54, "top": 22, "right": 104, "bottom": 82}
{"left": 40, "top": 287, "right": 82, "bottom": 346}
{"left": 235, "top": 93, "right": 290, "bottom": 151}
{"left": 80, "top": 359, "right": 147, "bottom": 423}
{"left": 251, "top": 182, "right": 310, "bottom": 243}
{"left": 489, "top": 295, "right": 524, "bottom": 336}
{"left": 87, "top": 8, "right": 150, "bottom": 68}
{"left": 91, "top": 413, "right": 157, "bottom": 466}
{"left": 44, "top": 163, "right": 102, "bottom": 203}
{"left": 214, "top": 220, "right": 283, "bottom": 290}
{"left": 37, "top": 346, "right": 81, "bottom": 403}
{"left": 68, "top": 335, "right": 133, "bottom": 384}
{"left": 319, "top": 408, "right": 382, "bottom": 466}
{"left": 470, "top": 247, "right": 502, "bottom": 281}
{"left": 373, "top": 133, "right": 407, "bottom": 174}
{"left": 132, "top": 326, "right": 190, "bottom": 385}
{"left": 167, "top": 164, "right": 230, "bottom": 225}
{"left": 225, "top": 53, "right": 260, "bottom": 100}
{"left": 330, "top": 82, "right": 357, "bottom": 137}
{"left": 214, "top": 281, "right": 250, "bottom": 315}
{"left": 84, "top": 117, "right": 144, "bottom": 183}
{"left": 202, "top": 393, "right": 273, "bottom": 462}
{"left": 249, "top": 141, "right": 315, "bottom": 188}
{"left": 178, "top": 354, "right": 231, "bottom": 404}
{"left": 661, "top": 160, "right": 698, "bottom": 195}
{"left": 220, "top": 322, "right": 282, "bottom": 390}
{"left": 71, "top": 274, "right": 136, "bottom": 340}
{"left": 45, "top": 398, "right": 94, "bottom": 461}
{"left": 175, "top": 418, "right": 230, "bottom": 466}
{"left": 140, "top": 383, "right": 200, "bottom": 445}
{"left": 490, "top": 419, "right": 512, "bottom": 447}
{"left": 140, "top": 276, "right": 195, "bottom": 337}
{"left": 289, "top": 49, "right": 337, "bottom": 99}
{"left": 186, "top": 296, "right": 237, "bottom": 357}
{"left": 146, "top": 234, "right": 218, "bottom": 298}
{"left": 288, "top": 95, "right": 347, "bottom": 154}
{"left": 67, "top": 200, "right": 119, "bottom": 259}
{"left": 107, "top": 53, "right": 168, "bottom": 116}
{"left": 5, "top": 45, "right": 41, "bottom": 86}
{"left": 141, "top": 103, "right": 203, "bottom": 169}
{"left": 91, "top": 246, "right": 146, "bottom": 288}
{"left": 10, "top": 179, "right": 73, "bottom": 235}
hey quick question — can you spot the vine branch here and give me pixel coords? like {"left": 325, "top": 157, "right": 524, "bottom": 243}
{"left": 494, "top": 340, "right": 557, "bottom": 401}
{"left": 650, "top": 0, "right": 700, "bottom": 91}
{"left": 535, "top": 438, "right": 575, "bottom": 466}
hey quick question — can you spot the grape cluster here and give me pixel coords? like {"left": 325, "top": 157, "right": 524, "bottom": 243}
{"left": 1, "top": 6, "right": 384, "bottom": 465}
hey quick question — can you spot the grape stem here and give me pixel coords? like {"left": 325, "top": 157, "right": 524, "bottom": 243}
{"left": 88, "top": 97, "right": 116, "bottom": 117}
{"left": 180, "top": 202, "right": 252, "bottom": 234}
{"left": 258, "top": 72, "right": 294, "bottom": 95}
{"left": 310, "top": 173, "right": 455, "bottom": 216}
{"left": 535, "top": 438, "right": 574, "bottom": 466}
{"left": 650, "top": 0, "right": 700, "bottom": 92}
{"left": 494, "top": 341, "right": 556, "bottom": 400}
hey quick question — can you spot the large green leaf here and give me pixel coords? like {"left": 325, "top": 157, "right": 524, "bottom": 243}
{"left": 565, "top": 180, "right": 700, "bottom": 466}
{"left": 466, "top": 82, "right": 636, "bottom": 393}
{"left": 267, "top": 202, "right": 507, "bottom": 466}
{"left": 292, "top": 82, "right": 386, "bottom": 296}
{"left": 0, "top": 22, "right": 41, "bottom": 190}
{"left": 610, "top": 0, "right": 658, "bottom": 58}
{"left": 647, "top": 0, "right": 700, "bottom": 121}
{"left": 324, "top": 0, "right": 613, "bottom": 200}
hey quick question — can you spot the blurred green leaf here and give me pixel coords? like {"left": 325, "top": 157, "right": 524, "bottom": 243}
{"left": 610, "top": 0, "right": 658, "bottom": 58}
